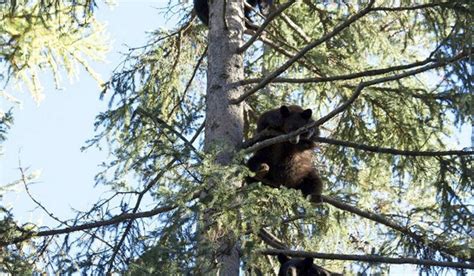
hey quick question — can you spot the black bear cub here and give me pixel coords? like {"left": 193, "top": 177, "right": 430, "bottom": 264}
{"left": 194, "top": 0, "right": 273, "bottom": 27}
{"left": 247, "top": 105, "right": 323, "bottom": 202}
{"left": 278, "top": 254, "right": 331, "bottom": 276}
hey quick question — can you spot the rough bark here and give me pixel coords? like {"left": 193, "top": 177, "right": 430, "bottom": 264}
{"left": 203, "top": 0, "right": 245, "bottom": 274}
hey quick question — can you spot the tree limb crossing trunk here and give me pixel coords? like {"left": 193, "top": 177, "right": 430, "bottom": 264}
{"left": 204, "top": 0, "right": 245, "bottom": 275}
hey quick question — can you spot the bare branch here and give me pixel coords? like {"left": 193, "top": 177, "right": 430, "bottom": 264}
{"left": 315, "top": 137, "right": 474, "bottom": 157}
{"left": 231, "top": 0, "right": 376, "bottom": 104}
{"left": 261, "top": 248, "right": 474, "bottom": 270}
{"left": 321, "top": 196, "right": 471, "bottom": 262}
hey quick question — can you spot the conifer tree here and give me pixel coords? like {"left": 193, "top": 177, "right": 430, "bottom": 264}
{"left": 0, "top": 0, "right": 472, "bottom": 274}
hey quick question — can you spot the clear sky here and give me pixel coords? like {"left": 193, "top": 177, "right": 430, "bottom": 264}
{"left": 0, "top": 1, "right": 471, "bottom": 275}
{"left": 0, "top": 0, "right": 175, "bottom": 224}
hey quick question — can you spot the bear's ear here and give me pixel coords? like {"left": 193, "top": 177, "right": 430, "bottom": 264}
{"left": 280, "top": 106, "right": 291, "bottom": 118}
{"left": 301, "top": 109, "right": 312, "bottom": 120}
{"left": 277, "top": 253, "right": 290, "bottom": 264}
{"left": 301, "top": 257, "right": 314, "bottom": 269}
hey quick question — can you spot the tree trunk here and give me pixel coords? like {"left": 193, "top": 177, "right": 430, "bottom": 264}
{"left": 203, "top": 0, "right": 245, "bottom": 274}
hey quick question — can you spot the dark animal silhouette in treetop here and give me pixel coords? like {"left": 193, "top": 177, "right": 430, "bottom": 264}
{"left": 278, "top": 253, "right": 332, "bottom": 276}
{"left": 193, "top": 0, "right": 273, "bottom": 27}
{"left": 246, "top": 105, "right": 323, "bottom": 203}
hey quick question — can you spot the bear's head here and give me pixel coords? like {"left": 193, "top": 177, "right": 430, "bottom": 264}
{"left": 277, "top": 253, "right": 324, "bottom": 276}
{"left": 280, "top": 105, "right": 315, "bottom": 144}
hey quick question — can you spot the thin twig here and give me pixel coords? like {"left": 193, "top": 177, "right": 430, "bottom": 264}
{"left": 168, "top": 45, "right": 208, "bottom": 117}
{"left": 280, "top": 12, "right": 311, "bottom": 43}
{"left": 19, "top": 165, "right": 116, "bottom": 251}
{"left": 19, "top": 165, "right": 64, "bottom": 225}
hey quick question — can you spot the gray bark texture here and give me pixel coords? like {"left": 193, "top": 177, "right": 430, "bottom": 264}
{"left": 204, "top": 0, "right": 245, "bottom": 275}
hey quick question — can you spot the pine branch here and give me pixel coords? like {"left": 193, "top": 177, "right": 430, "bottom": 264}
{"left": 261, "top": 249, "right": 474, "bottom": 270}
{"left": 18, "top": 164, "right": 117, "bottom": 251}
{"left": 230, "top": 0, "right": 376, "bottom": 104}
{"left": 373, "top": 2, "right": 452, "bottom": 12}
{"left": 235, "top": 57, "right": 433, "bottom": 86}
{"left": 106, "top": 159, "right": 176, "bottom": 273}
{"left": 257, "top": 35, "right": 322, "bottom": 75}
{"left": 0, "top": 190, "right": 201, "bottom": 248}
{"left": 0, "top": 202, "right": 179, "bottom": 247}
{"left": 280, "top": 12, "right": 311, "bottom": 43}
{"left": 321, "top": 196, "right": 471, "bottom": 262}
{"left": 106, "top": 118, "right": 204, "bottom": 273}
{"left": 242, "top": 50, "right": 470, "bottom": 154}
{"left": 167, "top": 45, "right": 208, "bottom": 117}
{"left": 135, "top": 107, "right": 203, "bottom": 159}
{"left": 258, "top": 229, "right": 286, "bottom": 250}
{"left": 315, "top": 137, "right": 474, "bottom": 157}
{"left": 235, "top": 20, "right": 457, "bottom": 88}
{"left": 0, "top": 123, "right": 205, "bottom": 259}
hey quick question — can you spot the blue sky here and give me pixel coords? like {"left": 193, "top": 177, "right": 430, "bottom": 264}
{"left": 0, "top": 1, "right": 471, "bottom": 275}
{"left": 0, "top": 1, "right": 175, "bottom": 223}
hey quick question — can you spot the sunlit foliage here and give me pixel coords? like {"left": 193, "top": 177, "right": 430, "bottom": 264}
{"left": 0, "top": 0, "right": 109, "bottom": 104}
